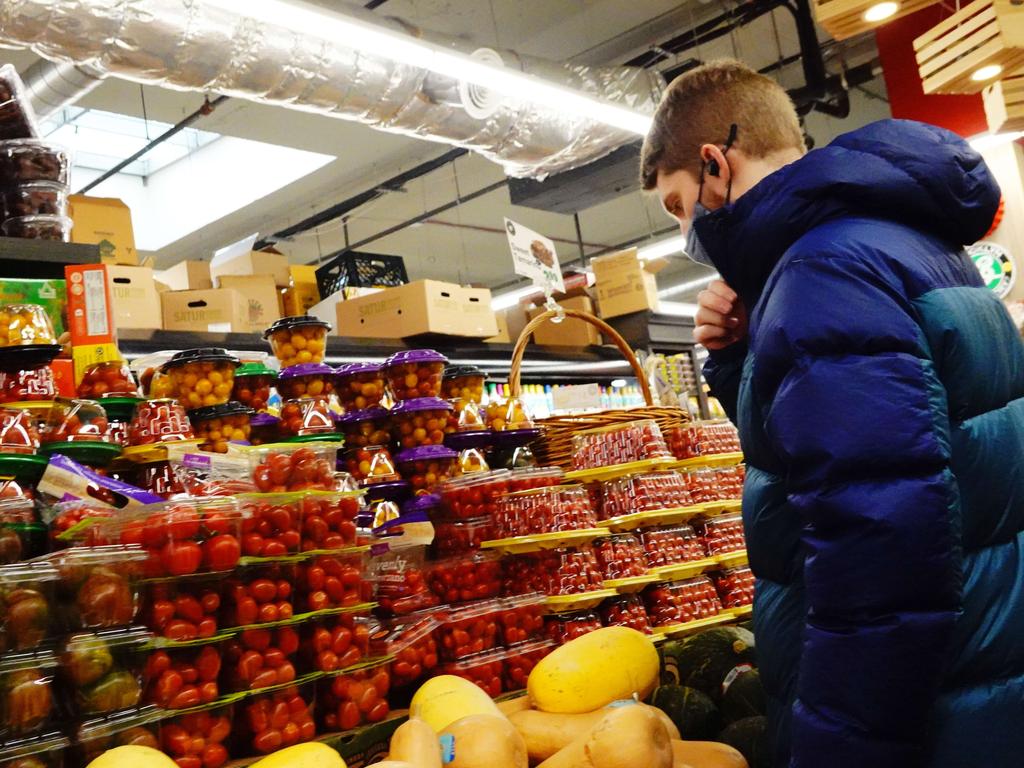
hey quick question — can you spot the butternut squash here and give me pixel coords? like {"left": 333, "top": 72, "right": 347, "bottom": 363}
{"left": 510, "top": 704, "right": 681, "bottom": 761}
{"left": 671, "top": 739, "right": 748, "bottom": 768}
{"left": 410, "top": 675, "right": 502, "bottom": 733}
{"left": 496, "top": 694, "right": 532, "bottom": 717}
{"left": 389, "top": 718, "right": 441, "bottom": 768}
{"left": 440, "top": 714, "right": 528, "bottom": 768}
{"left": 537, "top": 704, "right": 673, "bottom": 768}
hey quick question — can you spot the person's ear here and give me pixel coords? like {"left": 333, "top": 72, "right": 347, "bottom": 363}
{"left": 700, "top": 143, "right": 731, "bottom": 202}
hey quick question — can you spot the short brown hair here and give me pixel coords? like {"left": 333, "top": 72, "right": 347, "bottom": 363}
{"left": 640, "top": 59, "right": 805, "bottom": 190}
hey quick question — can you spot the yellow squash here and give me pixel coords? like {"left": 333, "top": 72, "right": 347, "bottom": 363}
{"left": 248, "top": 743, "right": 346, "bottom": 768}
{"left": 410, "top": 675, "right": 502, "bottom": 733}
{"left": 87, "top": 747, "right": 179, "bottom": 768}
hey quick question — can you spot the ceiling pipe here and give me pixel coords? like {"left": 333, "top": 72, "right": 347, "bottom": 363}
{"left": 21, "top": 59, "right": 104, "bottom": 120}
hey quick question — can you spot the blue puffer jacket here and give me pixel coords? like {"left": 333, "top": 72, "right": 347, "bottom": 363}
{"left": 697, "top": 119, "right": 1024, "bottom": 768}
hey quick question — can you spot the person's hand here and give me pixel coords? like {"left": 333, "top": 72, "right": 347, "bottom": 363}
{"left": 695, "top": 279, "right": 748, "bottom": 350}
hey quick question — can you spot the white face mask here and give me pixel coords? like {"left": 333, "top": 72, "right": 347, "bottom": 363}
{"left": 685, "top": 202, "right": 715, "bottom": 267}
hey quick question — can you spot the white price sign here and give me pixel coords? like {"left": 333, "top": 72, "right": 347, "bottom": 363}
{"left": 505, "top": 218, "right": 565, "bottom": 294}
{"left": 551, "top": 383, "right": 602, "bottom": 413}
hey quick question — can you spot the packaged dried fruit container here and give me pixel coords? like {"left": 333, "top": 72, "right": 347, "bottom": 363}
{"left": 0, "top": 498, "right": 43, "bottom": 564}
{"left": 0, "top": 304, "right": 57, "bottom": 349}
{"left": 496, "top": 592, "right": 546, "bottom": 646}
{"left": 432, "top": 517, "right": 494, "bottom": 557}
{"left": 437, "top": 647, "right": 504, "bottom": 697}
{"left": 76, "top": 361, "right": 140, "bottom": 399}
{"left": 335, "top": 362, "right": 386, "bottom": 411}
{"left": 2, "top": 732, "right": 70, "bottom": 768}
{"left": 317, "top": 659, "right": 390, "bottom": 734}
{"left": 599, "top": 471, "right": 694, "bottom": 519}
{"left": 221, "top": 562, "right": 297, "bottom": 628}
{"left": 544, "top": 610, "right": 602, "bottom": 644}
{"left": 276, "top": 363, "right": 335, "bottom": 400}
{"left": 571, "top": 419, "right": 672, "bottom": 471}
{"left": 299, "top": 491, "right": 363, "bottom": 552}
{"left": 599, "top": 593, "right": 652, "bottom": 633}
{"left": 390, "top": 397, "right": 452, "bottom": 450}
{"left": 39, "top": 398, "right": 112, "bottom": 444}
{"left": 300, "top": 610, "right": 370, "bottom": 673}
{"left": 495, "top": 483, "right": 598, "bottom": 538}
{"left": 188, "top": 402, "right": 253, "bottom": 453}
{"left": 0, "top": 561, "right": 57, "bottom": 652}
{"left": 0, "top": 141, "right": 69, "bottom": 185}
{"left": 1, "top": 215, "right": 70, "bottom": 242}
{"left": 222, "top": 623, "right": 301, "bottom": 692}
{"left": 642, "top": 576, "right": 722, "bottom": 627}
{"left": 439, "top": 469, "right": 511, "bottom": 522}
{"left": 126, "top": 398, "right": 194, "bottom": 446}
{"left": 263, "top": 315, "right": 330, "bottom": 369}
{"left": 162, "top": 348, "right": 240, "bottom": 411}
{"left": 503, "top": 638, "right": 555, "bottom": 691}
{"left": 336, "top": 407, "right": 390, "bottom": 449}
{"left": 141, "top": 578, "right": 222, "bottom": 642}
{"left": 0, "top": 407, "right": 38, "bottom": 454}
{"left": 501, "top": 546, "right": 605, "bottom": 597}
{"left": 159, "top": 701, "right": 234, "bottom": 768}
{"left": 427, "top": 550, "right": 502, "bottom": 605}
{"left": 1, "top": 181, "right": 66, "bottom": 219}
{"left": 38, "top": 545, "right": 147, "bottom": 631}
{"left": 231, "top": 363, "right": 276, "bottom": 413}
{"left": 342, "top": 445, "right": 399, "bottom": 485}
{"left": 295, "top": 552, "right": 369, "bottom": 612}
{"left": 278, "top": 396, "right": 335, "bottom": 438}
{"left": 637, "top": 524, "right": 706, "bottom": 568}
{"left": 667, "top": 419, "right": 741, "bottom": 460}
{"left": 144, "top": 642, "right": 222, "bottom": 714}
{"left": 384, "top": 349, "right": 447, "bottom": 401}
{"left": 693, "top": 513, "right": 746, "bottom": 556}
{"left": 237, "top": 493, "right": 303, "bottom": 558}
{"left": 0, "top": 649, "right": 57, "bottom": 741}
{"left": 593, "top": 533, "right": 650, "bottom": 580}
{"left": 441, "top": 365, "right": 487, "bottom": 404}
{"left": 248, "top": 413, "right": 280, "bottom": 447}
{"left": 62, "top": 626, "right": 148, "bottom": 717}
{"left": 395, "top": 444, "right": 458, "bottom": 495}
{"left": 368, "top": 544, "right": 439, "bottom": 617}
{"left": 711, "top": 566, "right": 755, "bottom": 609}
{"left": 75, "top": 707, "right": 160, "bottom": 766}
{"left": 370, "top": 612, "right": 440, "bottom": 689}
{"left": 0, "top": 366, "right": 54, "bottom": 404}
{"left": 247, "top": 442, "right": 339, "bottom": 493}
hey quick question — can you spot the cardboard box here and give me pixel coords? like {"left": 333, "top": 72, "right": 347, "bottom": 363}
{"left": 485, "top": 311, "right": 511, "bottom": 343}
{"left": 528, "top": 294, "right": 603, "bottom": 346}
{"left": 216, "top": 274, "right": 282, "bottom": 333}
{"left": 65, "top": 264, "right": 122, "bottom": 384}
{"left": 281, "top": 265, "right": 320, "bottom": 316}
{"left": 158, "top": 260, "right": 212, "bottom": 292}
{"left": 211, "top": 247, "right": 290, "bottom": 288}
{"left": 335, "top": 280, "right": 498, "bottom": 339}
{"left": 0, "top": 278, "right": 67, "bottom": 337}
{"left": 68, "top": 195, "right": 138, "bottom": 265}
{"left": 591, "top": 248, "right": 666, "bottom": 319}
{"left": 161, "top": 288, "right": 249, "bottom": 332}
{"left": 106, "top": 265, "right": 162, "bottom": 330}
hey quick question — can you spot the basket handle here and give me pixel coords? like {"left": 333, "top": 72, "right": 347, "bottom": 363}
{"left": 508, "top": 307, "right": 655, "bottom": 405}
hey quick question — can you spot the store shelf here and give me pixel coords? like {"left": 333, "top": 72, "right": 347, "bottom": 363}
{"left": 0, "top": 238, "right": 100, "bottom": 279}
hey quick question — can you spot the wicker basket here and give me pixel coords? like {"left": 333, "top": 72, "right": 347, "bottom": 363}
{"left": 508, "top": 307, "right": 690, "bottom": 470}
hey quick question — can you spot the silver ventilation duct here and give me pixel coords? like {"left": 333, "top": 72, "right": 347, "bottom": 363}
{"left": 22, "top": 59, "right": 104, "bottom": 120}
{"left": 0, "top": 0, "right": 663, "bottom": 178}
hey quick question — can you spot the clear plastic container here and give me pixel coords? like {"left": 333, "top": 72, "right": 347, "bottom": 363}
{"left": 76, "top": 361, "right": 141, "bottom": 399}
{"left": 299, "top": 491, "right": 362, "bottom": 551}
{"left": 278, "top": 396, "right": 335, "bottom": 438}
{"left": 680, "top": 469, "right": 726, "bottom": 505}
{"left": 0, "top": 366, "right": 55, "bottom": 404}
{"left": 221, "top": 562, "right": 297, "bottom": 627}
{"left": 336, "top": 407, "right": 390, "bottom": 449}
{"left": 600, "top": 471, "right": 693, "bottom": 519}
{"left": 317, "top": 660, "right": 390, "bottom": 734}
{"left": 159, "top": 701, "right": 233, "bottom": 767}
{"left": 0, "top": 733, "right": 68, "bottom": 768}
{"left": 1, "top": 215, "right": 69, "bottom": 241}
{"left": 0, "top": 650, "right": 57, "bottom": 740}
{"left": 368, "top": 544, "right": 440, "bottom": 617}
{"left": 126, "top": 398, "right": 194, "bottom": 445}
{"left": 667, "top": 419, "right": 741, "bottom": 460}
{"left": 342, "top": 445, "right": 399, "bottom": 485}
{"left": 711, "top": 566, "right": 755, "bottom": 609}
{"left": 0, "top": 66, "right": 40, "bottom": 142}
{"left": 427, "top": 551, "right": 501, "bottom": 605}
{"left": 37, "top": 545, "right": 147, "bottom": 631}
{"left": 0, "top": 304, "right": 56, "bottom": 348}
{"left": 0, "top": 498, "right": 43, "bottom": 564}
{"left": 390, "top": 397, "right": 452, "bottom": 450}
{"left": 188, "top": 402, "right": 253, "bottom": 453}
{"left": 502, "top": 546, "right": 605, "bottom": 597}
{"left": 508, "top": 466, "right": 564, "bottom": 493}
{"left": 457, "top": 446, "right": 490, "bottom": 475}
{"left": 335, "top": 362, "right": 386, "bottom": 411}
{"left": 62, "top": 627, "right": 148, "bottom": 717}
{"left": 75, "top": 708, "right": 160, "bottom": 766}
{"left": 503, "top": 638, "right": 555, "bottom": 691}
{"left": 162, "top": 348, "right": 240, "bottom": 411}
{"left": 370, "top": 612, "right": 440, "bottom": 689}
{"left": 0, "top": 140, "right": 69, "bottom": 185}
{"left": 437, "top": 648, "right": 504, "bottom": 697}
{"left": 47, "top": 500, "right": 112, "bottom": 550}
{"left": 247, "top": 442, "right": 339, "bottom": 493}
{"left": 276, "top": 363, "right": 335, "bottom": 400}
{"left": 714, "top": 464, "right": 745, "bottom": 499}
{"left": 263, "top": 315, "right": 330, "bottom": 369}
{"left": 295, "top": 552, "right": 369, "bottom": 613}
{"left": 642, "top": 576, "right": 722, "bottom": 627}
{"left": 301, "top": 610, "right": 371, "bottom": 673}
{"left": 0, "top": 561, "right": 57, "bottom": 652}
{"left": 447, "top": 398, "right": 487, "bottom": 434}
{"left": 0, "top": 407, "right": 39, "bottom": 454}
{"left": 497, "top": 592, "right": 546, "bottom": 646}
{"left": 441, "top": 365, "right": 487, "bottom": 404}
{"left": 593, "top": 533, "right": 650, "bottom": 580}
{"left": 395, "top": 444, "right": 458, "bottom": 495}
{"left": 637, "top": 524, "right": 706, "bottom": 568}
{"left": 141, "top": 578, "right": 221, "bottom": 641}
{"left": 439, "top": 469, "right": 512, "bottom": 522}
{"left": 39, "top": 398, "right": 112, "bottom": 444}
{"left": 495, "top": 483, "right": 598, "bottom": 538}
{"left": 132, "top": 460, "right": 185, "bottom": 499}
{"left": 544, "top": 610, "right": 603, "bottom": 644}
{"left": 693, "top": 513, "right": 746, "bottom": 556}
{"left": 599, "top": 593, "right": 652, "bottom": 633}
{"left": 238, "top": 493, "right": 303, "bottom": 557}
{"left": 231, "top": 363, "right": 276, "bottom": 413}
{"left": 432, "top": 517, "right": 494, "bottom": 557}
{"left": 248, "top": 413, "right": 280, "bottom": 447}
{"left": 222, "top": 623, "right": 301, "bottom": 692}
{"left": 571, "top": 419, "right": 672, "bottom": 471}
{"left": 485, "top": 396, "right": 534, "bottom": 432}
{"left": 384, "top": 349, "right": 447, "bottom": 401}
{"left": 1, "top": 182, "right": 66, "bottom": 219}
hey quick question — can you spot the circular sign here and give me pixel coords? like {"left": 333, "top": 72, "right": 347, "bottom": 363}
{"left": 969, "top": 241, "right": 1015, "bottom": 298}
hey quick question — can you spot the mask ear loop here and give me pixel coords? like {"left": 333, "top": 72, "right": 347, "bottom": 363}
{"left": 722, "top": 123, "right": 738, "bottom": 205}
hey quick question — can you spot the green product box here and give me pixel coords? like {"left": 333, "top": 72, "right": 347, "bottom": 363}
{"left": 0, "top": 278, "right": 68, "bottom": 337}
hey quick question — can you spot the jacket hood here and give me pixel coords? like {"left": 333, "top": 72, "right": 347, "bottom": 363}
{"left": 694, "top": 119, "right": 1001, "bottom": 308}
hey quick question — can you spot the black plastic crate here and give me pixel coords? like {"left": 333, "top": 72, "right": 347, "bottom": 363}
{"left": 315, "top": 250, "right": 409, "bottom": 297}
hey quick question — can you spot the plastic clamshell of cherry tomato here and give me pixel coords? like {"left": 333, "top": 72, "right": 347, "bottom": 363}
{"left": 231, "top": 364, "right": 276, "bottom": 414}
{"left": 131, "top": 460, "right": 187, "bottom": 499}
{"left": 390, "top": 398, "right": 452, "bottom": 450}
{"left": 599, "top": 594, "right": 652, "bottom": 634}
{"left": 39, "top": 398, "right": 113, "bottom": 444}
{"left": 0, "top": 365, "right": 55, "bottom": 405}
{"left": 496, "top": 592, "right": 546, "bottom": 647}
{"left": 237, "top": 494, "right": 304, "bottom": 559}
{"left": 316, "top": 659, "right": 391, "bottom": 734}
{"left": 107, "top": 499, "right": 243, "bottom": 579}
{"left": 300, "top": 610, "right": 370, "bottom": 674}
{"left": 299, "top": 491, "right": 363, "bottom": 552}
{"left": 667, "top": 419, "right": 742, "bottom": 460}
{"left": 431, "top": 517, "right": 494, "bottom": 558}
{"left": 7, "top": 731, "right": 72, "bottom": 768}
{"left": 237, "top": 681, "right": 316, "bottom": 757}
{"left": 221, "top": 563, "right": 297, "bottom": 629}
{"left": 47, "top": 500, "right": 115, "bottom": 550}
{"left": 484, "top": 396, "right": 535, "bottom": 433}
{"left": 637, "top": 524, "right": 706, "bottom": 569}
{"left": 247, "top": 443, "right": 339, "bottom": 493}
{"left": 263, "top": 315, "right": 330, "bottom": 369}
{"left": 126, "top": 399, "right": 194, "bottom": 446}
{"left": 369, "top": 612, "right": 440, "bottom": 689}
{"left": 336, "top": 408, "right": 391, "bottom": 450}
{"left": 222, "top": 624, "right": 301, "bottom": 693}
{"left": 0, "top": 407, "right": 39, "bottom": 454}
{"left": 62, "top": 626, "right": 149, "bottom": 717}
{"left": 501, "top": 546, "right": 605, "bottom": 598}
{"left": 278, "top": 397, "right": 337, "bottom": 439}
{"left": 159, "top": 700, "right": 234, "bottom": 768}
{"left": 641, "top": 576, "right": 722, "bottom": 627}
{"left": 383, "top": 349, "right": 447, "bottom": 402}
{"left": 276, "top": 364, "right": 335, "bottom": 402}
{"left": 141, "top": 579, "right": 223, "bottom": 642}
{"left": 692, "top": 513, "right": 746, "bottom": 556}
{"left": 187, "top": 403, "right": 253, "bottom": 454}
{"left": 0, "top": 649, "right": 57, "bottom": 740}
{"left": 342, "top": 445, "right": 398, "bottom": 485}
{"left": 593, "top": 533, "right": 650, "bottom": 581}
{"left": 570, "top": 419, "right": 673, "bottom": 471}
{"left": 37, "top": 545, "right": 147, "bottom": 631}
{"left": 161, "top": 348, "right": 240, "bottom": 412}
{"left": 142, "top": 642, "right": 222, "bottom": 710}
{"left": 502, "top": 638, "right": 555, "bottom": 691}
{"left": 711, "top": 565, "right": 755, "bottom": 608}
{"left": 77, "top": 361, "right": 140, "bottom": 399}
{"left": 494, "top": 484, "right": 598, "bottom": 539}
{"left": 395, "top": 445, "right": 458, "bottom": 496}
{"left": 367, "top": 544, "right": 439, "bottom": 617}
{"left": 438, "top": 469, "right": 512, "bottom": 522}
{"left": 0, "top": 561, "right": 57, "bottom": 653}
{"left": 438, "top": 647, "right": 504, "bottom": 697}
{"left": 598, "top": 471, "right": 694, "bottom": 519}
{"left": 335, "top": 363, "right": 386, "bottom": 411}
{"left": 74, "top": 706, "right": 161, "bottom": 766}
{"left": 436, "top": 597, "right": 503, "bottom": 662}
{"left": 0, "top": 304, "right": 57, "bottom": 348}
{"left": 427, "top": 551, "right": 501, "bottom": 606}
{"left": 248, "top": 414, "right": 281, "bottom": 447}
{"left": 441, "top": 367, "right": 486, "bottom": 404}
{"left": 295, "top": 553, "right": 369, "bottom": 613}
{"left": 543, "top": 610, "right": 603, "bottom": 645}
{"left": 456, "top": 446, "right": 490, "bottom": 474}
{"left": 0, "top": 498, "right": 43, "bottom": 565}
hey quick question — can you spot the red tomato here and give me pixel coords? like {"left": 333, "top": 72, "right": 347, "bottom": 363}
{"left": 203, "top": 534, "right": 241, "bottom": 571}
{"left": 162, "top": 540, "right": 203, "bottom": 576}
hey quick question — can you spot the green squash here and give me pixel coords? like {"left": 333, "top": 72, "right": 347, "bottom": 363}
{"left": 662, "top": 627, "right": 756, "bottom": 698}
{"left": 650, "top": 684, "right": 722, "bottom": 740}
{"left": 721, "top": 667, "right": 767, "bottom": 722}
{"left": 719, "top": 715, "right": 771, "bottom": 768}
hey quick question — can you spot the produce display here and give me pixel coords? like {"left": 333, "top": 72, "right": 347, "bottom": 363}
{"left": 571, "top": 420, "right": 672, "bottom": 471}
{"left": 263, "top": 316, "right": 330, "bottom": 369}
{"left": 161, "top": 349, "right": 240, "bottom": 411}
{"left": 384, "top": 349, "right": 447, "bottom": 401}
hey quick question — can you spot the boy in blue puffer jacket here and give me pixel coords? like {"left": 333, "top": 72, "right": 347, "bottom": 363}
{"left": 640, "top": 59, "right": 1024, "bottom": 767}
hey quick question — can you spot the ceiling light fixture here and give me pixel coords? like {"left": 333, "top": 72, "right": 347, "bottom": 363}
{"left": 968, "top": 129, "right": 1024, "bottom": 150}
{"left": 972, "top": 64, "right": 1003, "bottom": 83}
{"left": 637, "top": 234, "right": 687, "bottom": 261}
{"left": 658, "top": 301, "right": 699, "bottom": 318}
{"left": 207, "top": 0, "right": 653, "bottom": 135}
{"left": 863, "top": 1, "right": 899, "bottom": 22}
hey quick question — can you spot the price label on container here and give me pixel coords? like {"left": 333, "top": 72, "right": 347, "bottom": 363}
{"left": 505, "top": 218, "right": 565, "bottom": 294}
